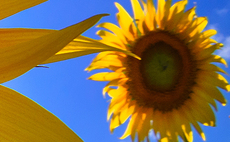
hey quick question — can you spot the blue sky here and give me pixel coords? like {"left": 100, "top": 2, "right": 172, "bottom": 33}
{"left": 2, "top": 0, "right": 230, "bottom": 141}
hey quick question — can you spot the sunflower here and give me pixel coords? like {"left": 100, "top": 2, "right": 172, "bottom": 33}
{"left": 0, "top": 0, "right": 107, "bottom": 141}
{"left": 82, "top": 0, "right": 230, "bottom": 141}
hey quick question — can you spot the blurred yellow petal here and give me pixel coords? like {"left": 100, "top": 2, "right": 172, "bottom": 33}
{"left": 0, "top": 14, "right": 107, "bottom": 84}
{"left": 145, "top": 0, "right": 156, "bottom": 30}
{"left": 86, "top": 52, "right": 124, "bottom": 72}
{"left": 196, "top": 43, "right": 222, "bottom": 60}
{"left": 182, "top": 17, "right": 208, "bottom": 41}
{"left": 198, "top": 63, "right": 227, "bottom": 74}
{"left": 88, "top": 72, "right": 124, "bottom": 81}
{"left": 167, "top": 0, "right": 188, "bottom": 30}
{"left": 97, "top": 22, "right": 127, "bottom": 44}
{"left": 203, "top": 55, "right": 227, "bottom": 67}
{"left": 0, "top": 28, "right": 54, "bottom": 48}
{"left": 156, "top": 0, "right": 165, "bottom": 28}
{"left": 193, "top": 85, "right": 217, "bottom": 110}
{"left": 42, "top": 36, "right": 140, "bottom": 64}
{"left": 198, "top": 71, "right": 230, "bottom": 91}
{"left": 115, "top": 2, "right": 135, "bottom": 40}
{"left": 119, "top": 104, "right": 136, "bottom": 125}
{"left": 189, "top": 29, "right": 217, "bottom": 50}
{"left": 97, "top": 30, "right": 125, "bottom": 48}
{"left": 197, "top": 81, "right": 227, "bottom": 105}
{"left": 131, "top": 0, "right": 145, "bottom": 34}
{"left": 120, "top": 111, "right": 138, "bottom": 139}
{"left": 0, "top": 0, "right": 47, "bottom": 20}
{"left": 0, "top": 85, "right": 82, "bottom": 142}
{"left": 176, "top": 7, "right": 196, "bottom": 33}
{"left": 103, "top": 79, "right": 120, "bottom": 96}
{"left": 131, "top": 0, "right": 144, "bottom": 20}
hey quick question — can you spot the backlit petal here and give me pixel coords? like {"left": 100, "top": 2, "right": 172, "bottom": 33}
{"left": 43, "top": 36, "right": 140, "bottom": 64}
{"left": 115, "top": 2, "right": 135, "bottom": 40}
{"left": 0, "top": 0, "right": 47, "bottom": 20}
{"left": 0, "top": 14, "right": 107, "bottom": 84}
{"left": 0, "top": 28, "right": 54, "bottom": 48}
{"left": 0, "top": 85, "right": 82, "bottom": 142}
{"left": 88, "top": 72, "right": 124, "bottom": 81}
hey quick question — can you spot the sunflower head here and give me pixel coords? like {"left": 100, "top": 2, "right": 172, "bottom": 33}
{"left": 87, "top": 0, "right": 229, "bottom": 141}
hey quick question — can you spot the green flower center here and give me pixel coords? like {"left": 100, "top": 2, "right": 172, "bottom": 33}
{"left": 141, "top": 41, "right": 182, "bottom": 92}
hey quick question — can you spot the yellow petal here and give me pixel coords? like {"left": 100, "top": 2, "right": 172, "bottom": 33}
{"left": 110, "top": 96, "right": 127, "bottom": 116}
{"left": 137, "top": 108, "right": 152, "bottom": 142}
{"left": 166, "top": 0, "right": 188, "bottom": 31}
{"left": 193, "top": 85, "right": 217, "bottom": 110}
{"left": 163, "top": 0, "right": 172, "bottom": 26}
{"left": 191, "top": 122, "right": 206, "bottom": 141}
{"left": 109, "top": 96, "right": 131, "bottom": 131}
{"left": 0, "top": 85, "right": 82, "bottom": 142}
{"left": 85, "top": 51, "right": 125, "bottom": 72}
{"left": 108, "top": 87, "right": 129, "bottom": 120}
{"left": 119, "top": 103, "right": 136, "bottom": 125}
{"left": 97, "top": 30, "right": 126, "bottom": 48}
{"left": 0, "top": 0, "right": 47, "bottom": 20}
{"left": 179, "top": 111, "right": 193, "bottom": 142}
{"left": 0, "top": 28, "right": 54, "bottom": 48}
{"left": 145, "top": 0, "right": 156, "bottom": 30}
{"left": 88, "top": 72, "right": 124, "bottom": 81}
{"left": 182, "top": 100, "right": 206, "bottom": 140}
{"left": 198, "top": 63, "right": 227, "bottom": 74}
{"left": 103, "top": 79, "right": 121, "bottom": 96}
{"left": 176, "top": 7, "right": 196, "bottom": 33}
{"left": 200, "top": 55, "right": 227, "bottom": 67}
{"left": 110, "top": 113, "right": 122, "bottom": 132}
{"left": 151, "top": 111, "right": 165, "bottom": 137}
{"left": 156, "top": 0, "right": 166, "bottom": 29}
{"left": 156, "top": 0, "right": 172, "bottom": 29}
{"left": 131, "top": 0, "right": 144, "bottom": 20}
{"left": 189, "top": 93, "right": 216, "bottom": 127}
{"left": 0, "top": 14, "right": 107, "bottom": 84}
{"left": 168, "top": 0, "right": 187, "bottom": 21}
{"left": 43, "top": 36, "right": 140, "bottom": 64}
{"left": 107, "top": 85, "right": 127, "bottom": 98}
{"left": 115, "top": 2, "right": 135, "bottom": 40}
{"left": 198, "top": 71, "right": 230, "bottom": 91}
{"left": 120, "top": 110, "right": 139, "bottom": 139}
{"left": 197, "top": 80, "right": 227, "bottom": 105}
{"left": 170, "top": 109, "right": 188, "bottom": 140}
{"left": 86, "top": 57, "right": 123, "bottom": 72}
{"left": 189, "top": 29, "right": 217, "bottom": 51}
{"left": 131, "top": 0, "right": 145, "bottom": 34}
{"left": 87, "top": 60, "right": 122, "bottom": 72}
{"left": 181, "top": 17, "right": 208, "bottom": 41}
{"left": 188, "top": 17, "right": 208, "bottom": 36}
{"left": 130, "top": 110, "right": 143, "bottom": 141}
{"left": 198, "top": 29, "right": 217, "bottom": 42}
{"left": 196, "top": 43, "right": 222, "bottom": 60}
{"left": 97, "top": 22, "right": 127, "bottom": 44}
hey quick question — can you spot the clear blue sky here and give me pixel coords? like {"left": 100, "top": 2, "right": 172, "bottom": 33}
{"left": 2, "top": 0, "right": 230, "bottom": 141}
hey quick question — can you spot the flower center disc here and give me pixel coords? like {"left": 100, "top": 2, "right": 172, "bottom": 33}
{"left": 141, "top": 41, "right": 182, "bottom": 92}
{"left": 127, "top": 31, "right": 195, "bottom": 112}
